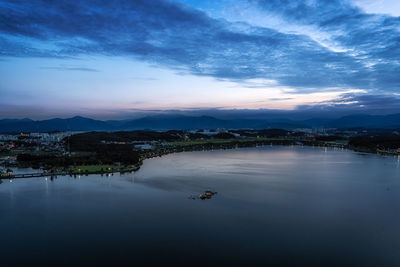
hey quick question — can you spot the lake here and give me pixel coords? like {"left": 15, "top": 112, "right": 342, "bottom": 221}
{"left": 1, "top": 146, "right": 400, "bottom": 266}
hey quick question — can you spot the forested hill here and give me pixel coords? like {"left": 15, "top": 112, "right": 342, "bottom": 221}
{"left": 1, "top": 113, "right": 400, "bottom": 133}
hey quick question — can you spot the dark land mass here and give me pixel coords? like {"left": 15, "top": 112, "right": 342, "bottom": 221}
{"left": 349, "top": 134, "right": 400, "bottom": 153}
{"left": 1, "top": 113, "right": 400, "bottom": 133}
{"left": 2, "top": 128, "right": 398, "bottom": 178}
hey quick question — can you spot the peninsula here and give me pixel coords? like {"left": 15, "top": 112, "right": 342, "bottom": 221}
{"left": 1, "top": 128, "right": 399, "bottom": 179}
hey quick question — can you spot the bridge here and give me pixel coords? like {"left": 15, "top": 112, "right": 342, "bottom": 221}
{"left": 0, "top": 165, "right": 141, "bottom": 180}
{"left": 0, "top": 172, "right": 67, "bottom": 179}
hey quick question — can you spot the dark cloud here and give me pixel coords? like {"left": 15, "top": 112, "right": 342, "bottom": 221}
{"left": 0, "top": 0, "right": 399, "bottom": 92}
{"left": 252, "top": 0, "right": 400, "bottom": 91}
{"left": 339, "top": 94, "right": 400, "bottom": 109}
{"left": 297, "top": 93, "right": 400, "bottom": 114}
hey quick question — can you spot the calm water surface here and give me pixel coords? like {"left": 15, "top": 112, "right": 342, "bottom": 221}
{"left": 1, "top": 146, "right": 400, "bottom": 266}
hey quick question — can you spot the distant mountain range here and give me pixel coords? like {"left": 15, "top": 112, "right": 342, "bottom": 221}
{"left": 0, "top": 114, "right": 399, "bottom": 133}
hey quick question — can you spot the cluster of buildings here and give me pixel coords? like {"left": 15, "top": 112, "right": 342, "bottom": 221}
{"left": 100, "top": 140, "right": 157, "bottom": 150}
{"left": 0, "top": 132, "right": 73, "bottom": 154}
{"left": 0, "top": 168, "right": 13, "bottom": 177}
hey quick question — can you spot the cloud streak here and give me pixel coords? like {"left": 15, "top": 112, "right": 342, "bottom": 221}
{"left": 39, "top": 66, "right": 99, "bottom": 72}
{"left": 252, "top": 0, "right": 400, "bottom": 90}
{"left": 297, "top": 93, "right": 400, "bottom": 114}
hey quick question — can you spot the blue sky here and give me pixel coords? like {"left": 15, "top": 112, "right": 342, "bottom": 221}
{"left": 0, "top": 0, "right": 400, "bottom": 119}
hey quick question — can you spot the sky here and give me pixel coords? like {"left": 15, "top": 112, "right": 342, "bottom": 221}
{"left": 0, "top": 0, "right": 400, "bottom": 119}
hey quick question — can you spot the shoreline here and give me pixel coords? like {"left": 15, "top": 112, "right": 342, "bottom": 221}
{"left": 1, "top": 165, "right": 141, "bottom": 179}
{"left": 2, "top": 140, "right": 398, "bottom": 180}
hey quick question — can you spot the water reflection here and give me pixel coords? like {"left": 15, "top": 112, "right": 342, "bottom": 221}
{"left": 1, "top": 146, "right": 400, "bottom": 266}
